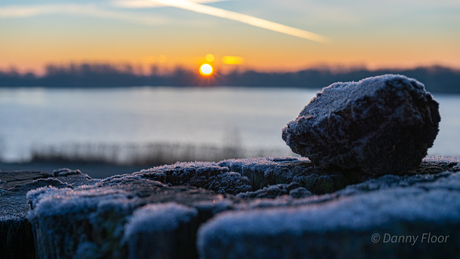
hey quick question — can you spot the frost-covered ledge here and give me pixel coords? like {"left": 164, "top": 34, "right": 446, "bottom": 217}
{"left": 1, "top": 156, "right": 460, "bottom": 259}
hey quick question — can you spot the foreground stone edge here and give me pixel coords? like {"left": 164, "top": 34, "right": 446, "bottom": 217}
{"left": 1, "top": 156, "right": 460, "bottom": 258}
{"left": 198, "top": 172, "right": 460, "bottom": 258}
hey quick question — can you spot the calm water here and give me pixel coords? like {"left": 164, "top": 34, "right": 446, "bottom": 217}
{"left": 0, "top": 87, "right": 459, "bottom": 162}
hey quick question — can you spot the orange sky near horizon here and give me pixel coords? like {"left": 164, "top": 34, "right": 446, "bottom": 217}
{"left": 1, "top": 0, "right": 459, "bottom": 74}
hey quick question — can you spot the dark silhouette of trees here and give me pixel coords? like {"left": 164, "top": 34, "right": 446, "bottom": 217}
{"left": 1, "top": 63, "right": 459, "bottom": 93}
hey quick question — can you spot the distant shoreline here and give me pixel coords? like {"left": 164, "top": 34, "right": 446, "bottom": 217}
{"left": 1, "top": 64, "right": 460, "bottom": 94}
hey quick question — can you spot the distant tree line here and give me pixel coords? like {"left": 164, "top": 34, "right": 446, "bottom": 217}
{"left": 1, "top": 64, "right": 459, "bottom": 93}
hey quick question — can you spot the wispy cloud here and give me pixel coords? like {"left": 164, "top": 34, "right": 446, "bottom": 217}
{"left": 113, "top": 0, "right": 226, "bottom": 9}
{"left": 0, "top": 4, "right": 166, "bottom": 26}
{"left": 153, "top": 0, "right": 330, "bottom": 43}
{"left": 0, "top": 1, "right": 330, "bottom": 43}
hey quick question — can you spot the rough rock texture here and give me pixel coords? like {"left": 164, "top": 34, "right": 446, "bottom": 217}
{"left": 135, "top": 162, "right": 252, "bottom": 195}
{"left": 0, "top": 170, "right": 93, "bottom": 259}
{"left": 123, "top": 203, "right": 199, "bottom": 259}
{"left": 237, "top": 183, "right": 311, "bottom": 199}
{"left": 198, "top": 164, "right": 460, "bottom": 259}
{"left": 0, "top": 171, "right": 53, "bottom": 189}
{"left": 219, "top": 157, "right": 354, "bottom": 194}
{"left": 52, "top": 168, "right": 83, "bottom": 177}
{"left": 27, "top": 174, "right": 233, "bottom": 259}
{"left": 135, "top": 157, "right": 356, "bottom": 195}
{"left": 282, "top": 75, "right": 440, "bottom": 175}
{"left": 2, "top": 156, "right": 460, "bottom": 259}
{"left": 0, "top": 216, "right": 36, "bottom": 259}
{"left": 235, "top": 156, "right": 460, "bottom": 211}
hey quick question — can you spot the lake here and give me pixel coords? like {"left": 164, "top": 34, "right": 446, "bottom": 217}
{"left": 0, "top": 86, "right": 459, "bottom": 163}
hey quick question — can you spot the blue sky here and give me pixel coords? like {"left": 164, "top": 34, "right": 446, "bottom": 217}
{"left": 1, "top": 0, "right": 459, "bottom": 73}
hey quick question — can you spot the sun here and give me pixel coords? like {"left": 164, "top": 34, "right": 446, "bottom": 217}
{"left": 199, "top": 64, "right": 213, "bottom": 76}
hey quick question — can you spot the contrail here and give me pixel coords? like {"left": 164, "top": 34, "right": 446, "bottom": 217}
{"left": 154, "top": 0, "right": 330, "bottom": 44}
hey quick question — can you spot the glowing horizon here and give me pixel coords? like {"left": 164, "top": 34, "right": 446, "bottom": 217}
{"left": 0, "top": 0, "right": 459, "bottom": 73}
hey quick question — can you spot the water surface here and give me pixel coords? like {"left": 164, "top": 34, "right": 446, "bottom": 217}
{"left": 0, "top": 86, "right": 458, "bottom": 162}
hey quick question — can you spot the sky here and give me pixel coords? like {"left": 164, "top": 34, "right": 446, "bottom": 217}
{"left": 1, "top": 0, "right": 459, "bottom": 74}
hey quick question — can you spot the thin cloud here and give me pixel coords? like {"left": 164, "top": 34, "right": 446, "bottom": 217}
{"left": 114, "top": 0, "right": 226, "bottom": 8}
{"left": 0, "top": 1, "right": 330, "bottom": 43}
{"left": 0, "top": 4, "right": 166, "bottom": 26}
{"left": 154, "top": 0, "right": 331, "bottom": 43}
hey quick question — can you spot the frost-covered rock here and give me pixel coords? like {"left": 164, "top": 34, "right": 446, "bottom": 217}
{"left": 0, "top": 171, "right": 53, "bottom": 189}
{"left": 198, "top": 171, "right": 460, "bottom": 259}
{"left": 136, "top": 162, "right": 251, "bottom": 194}
{"left": 0, "top": 216, "right": 35, "bottom": 259}
{"left": 237, "top": 183, "right": 311, "bottom": 199}
{"left": 26, "top": 175, "right": 230, "bottom": 259}
{"left": 219, "top": 156, "right": 352, "bottom": 194}
{"left": 0, "top": 170, "right": 93, "bottom": 259}
{"left": 192, "top": 199, "right": 235, "bottom": 223}
{"left": 123, "top": 203, "right": 199, "bottom": 259}
{"left": 27, "top": 185, "right": 133, "bottom": 258}
{"left": 3, "top": 156, "right": 460, "bottom": 258}
{"left": 235, "top": 156, "right": 460, "bottom": 211}
{"left": 282, "top": 75, "right": 440, "bottom": 175}
{"left": 52, "top": 168, "right": 83, "bottom": 177}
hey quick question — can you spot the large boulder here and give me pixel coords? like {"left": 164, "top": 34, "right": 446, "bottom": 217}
{"left": 282, "top": 75, "right": 440, "bottom": 175}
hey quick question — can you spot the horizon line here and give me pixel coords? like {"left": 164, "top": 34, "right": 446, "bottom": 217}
{"left": 1, "top": 63, "right": 459, "bottom": 76}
